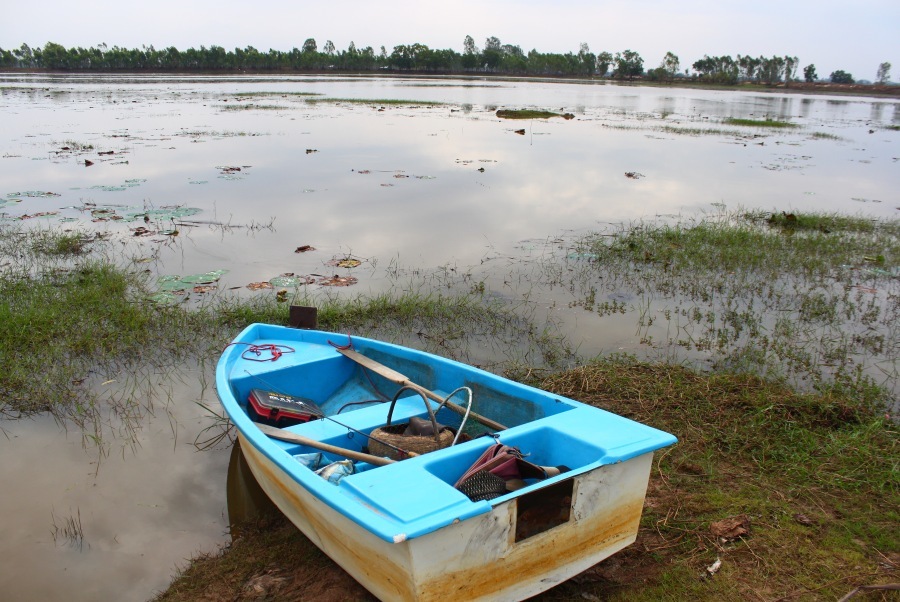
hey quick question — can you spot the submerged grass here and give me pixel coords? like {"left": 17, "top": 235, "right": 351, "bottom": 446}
{"left": 0, "top": 224, "right": 569, "bottom": 423}
{"left": 724, "top": 117, "right": 798, "bottom": 128}
{"left": 569, "top": 209, "right": 899, "bottom": 403}
{"left": 496, "top": 109, "right": 570, "bottom": 119}
{"left": 219, "top": 103, "right": 285, "bottom": 111}
{"left": 305, "top": 97, "right": 445, "bottom": 106}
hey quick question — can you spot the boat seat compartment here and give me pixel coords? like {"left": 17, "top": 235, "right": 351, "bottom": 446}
{"left": 421, "top": 424, "right": 606, "bottom": 487}
{"left": 228, "top": 354, "right": 354, "bottom": 412}
{"left": 339, "top": 465, "right": 473, "bottom": 523}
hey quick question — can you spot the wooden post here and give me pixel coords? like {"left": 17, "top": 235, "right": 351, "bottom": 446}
{"left": 289, "top": 305, "right": 317, "bottom": 329}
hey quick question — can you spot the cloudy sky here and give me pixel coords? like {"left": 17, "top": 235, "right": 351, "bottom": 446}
{"left": 2, "top": 0, "right": 897, "bottom": 80}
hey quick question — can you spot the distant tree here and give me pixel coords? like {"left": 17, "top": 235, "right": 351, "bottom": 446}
{"left": 737, "top": 55, "right": 761, "bottom": 81}
{"left": 662, "top": 51, "right": 680, "bottom": 80}
{"left": 41, "top": 42, "right": 69, "bottom": 69}
{"left": 613, "top": 49, "right": 643, "bottom": 80}
{"left": 693, "top": 55, "right": 738, "bottom": 84}
{"left": 784, "top": 56, "right": 798, "bottom": 84}
{"left": 577, "top": 43, "right": 596, "bottom": 75}
{"left": 13, "top": 43, "right": 35, "bottom": 67}
{"left": 596, "top": 51, "right": 612, "bottom": 77}
{"left": 323, "top": 40, "right": 335, "bottom": 56}
{"left": 482, "top": 36, "right": 503, "bottom": 71}
{"left": 876, "top": 62, "right": 891, "bottom": 84}
{"left": 758, "top": 56, "right": 785, "bottom": 84}
{"left": 830, "top": 70, "right": 854, "bottom": 84}
{"left": 463, "top": 35, "right": 476, "bottom": 56}
{"left": 484, "top": 36, "right": 501, "bottom": 51}
{"left": 803, "top": 64, "right": 817, "bottom": 82}
{"left": 461, "top": 43, "right": 478, "bottom": 70}
{"left": 302, "top": 38, "right": 317, "bottom": 53}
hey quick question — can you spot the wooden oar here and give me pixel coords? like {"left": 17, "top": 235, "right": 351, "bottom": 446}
{"left": 335, "top": 347, "right": 508, "bottom": 431}
{"left": 254, "top": 422, "right": 401, "bottom": 466}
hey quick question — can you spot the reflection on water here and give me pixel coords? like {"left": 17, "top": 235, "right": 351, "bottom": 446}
{"left": 0, "top": 371, "right": 229, "bottom": 602}
{"left": 0, "top": 74, "right": 897, "bottom": 600}
{"left": 226, "top": 439, "right": 280, "bottom": 539}
{"left": 1, "top": 74, "right": 896, "bottom": 295}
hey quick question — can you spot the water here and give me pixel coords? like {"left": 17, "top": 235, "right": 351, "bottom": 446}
{"left": 0, "top": 74, "right": 897, "bottom": 600}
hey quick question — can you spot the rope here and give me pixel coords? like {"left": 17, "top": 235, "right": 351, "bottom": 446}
{"left": 226, "top": 342, "right": 295, "bottom": 362}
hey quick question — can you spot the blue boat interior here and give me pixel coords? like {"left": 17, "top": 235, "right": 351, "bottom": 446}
{"left": 218, "top": 324, "right": 678, "bottom": 542}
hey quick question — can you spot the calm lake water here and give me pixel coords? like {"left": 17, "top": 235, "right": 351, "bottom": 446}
{"left": 0, "top": 74, "right": 897, "bottom": 601}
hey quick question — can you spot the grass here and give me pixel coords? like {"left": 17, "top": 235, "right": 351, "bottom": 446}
{"left": 51, "top": 507, "right": 86, "bottom": 551}
{"left": 724, "top": 117, "right": 798, "bottom": 128}
{"left": 57, "top": 139, "right": 95, "bottom": 151}
{"left": 0, "top": 224, "right": 572, "bottom": 424}
{"left": 154, "top": 360, "right": 897, "bottom": 602}
{"left": 811, "top": 131, "right": 843, "bottom": 140}
{"left": 3, "top": 216, "right": 897, "bottom": 600}
{"left": 230, "top": 92, "right": 321, "bottom": 98}
{"left": 219, "top": 103, "right": 285, "bottom": 111}
{"left": 566, "top": 209, "right": 899, "bottom": 406}
{"left": 496, "top": 109, "right": 572, "bottom": 119}
{"left": 305, "top": 97, "right": 445, "bottom": 106}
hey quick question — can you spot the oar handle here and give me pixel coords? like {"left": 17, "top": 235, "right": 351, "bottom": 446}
{"left": 254, "top": 422, "right": 403, "bottom": 466}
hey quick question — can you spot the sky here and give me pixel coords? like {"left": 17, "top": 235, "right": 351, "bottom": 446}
{"left": 1, "top": 0, "right": 898, "bottom": 81}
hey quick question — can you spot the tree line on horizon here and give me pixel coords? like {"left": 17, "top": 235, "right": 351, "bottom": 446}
{"left": 0, "top": 37, "right": 890, "bottom": 86}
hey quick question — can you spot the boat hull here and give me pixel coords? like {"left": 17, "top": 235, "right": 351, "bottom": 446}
{"left": 240, "top": 432, "right": 654, "bottom": 601}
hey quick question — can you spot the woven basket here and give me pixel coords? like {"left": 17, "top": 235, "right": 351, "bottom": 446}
{"left": 367, "top": 384, "right": 456, "bottom": 460}
{"left": 368, "top": 423, "right": 455, "bottom": 460}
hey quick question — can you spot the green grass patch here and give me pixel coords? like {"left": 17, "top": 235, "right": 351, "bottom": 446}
{"left": 724, "top": 117, "right": 797, "bottom": 128}
{"left": 810, "top": 131, "right": 843, "bottom": 140}
{"left": 571, "top": 210, "right": 899, "bottom": 403}
{"left": 496, "top": 109, "right": 573, "bottom": 120}
{"left": 0, "top": 225, "right": 571, "bottom": 421}
{"left": 658, "top": 125, "right": 748, "bottom": 137}
{"left": 532, "top": 361, "right": 898, "bottom": 601}
{"left": 586, "top": 211, "right": 896, "bottom": 276}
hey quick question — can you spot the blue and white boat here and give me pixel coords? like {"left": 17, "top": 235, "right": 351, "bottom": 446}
{"left": 216, "top": 323, "right": 676, "bottom": 601}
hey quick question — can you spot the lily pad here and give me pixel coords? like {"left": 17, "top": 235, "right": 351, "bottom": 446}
{"left": 123, "top": 206, "right": 203, "bottom": 222}
{"left": 327, "top": 257, "right": 362, "bottom": 269}
{"left": 17, "top": 212, "right": 58, "bottom": 220}
{"left": 6, "top": 191, "right": 60, "bottom": 198}
{"left": 269, "top": 275, "right": 315, "bottom": 287}
{"left": 180, "top": 269, "right": 228, "bottom": 284}
{"left": 157, "top": 270, "right": 227, "bottom": 291}
{"left": 319, "top": 275, "right": 359, "bottom": 287}
{"left": 90, "top": 179, "right": 147, "bottom": 192}
{"left": 149, "top": 291, "right": 179, "bottom": 305}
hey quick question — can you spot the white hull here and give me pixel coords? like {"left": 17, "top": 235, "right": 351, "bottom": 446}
{"left": 240, "top": 434, "right": 654, "bottom": 602}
